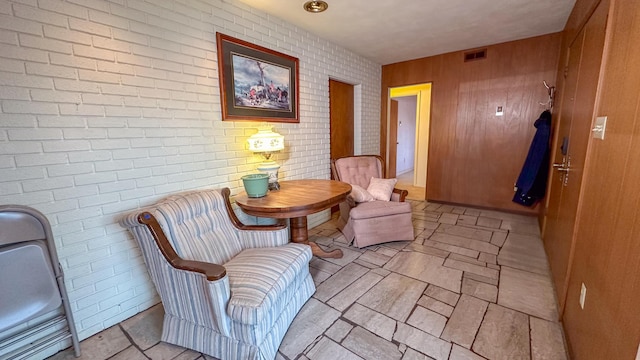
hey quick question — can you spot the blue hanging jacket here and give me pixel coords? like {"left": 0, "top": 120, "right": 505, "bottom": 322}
{"left": 513, "top": 110, "right": 552, "bottom": 207}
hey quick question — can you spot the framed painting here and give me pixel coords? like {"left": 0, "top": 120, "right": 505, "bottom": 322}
{"left": 216, "top": 33, "right": 299, "bottom": 123}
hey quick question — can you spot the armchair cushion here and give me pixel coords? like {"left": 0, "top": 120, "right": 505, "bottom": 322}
{"left": 332, "top": 156, "right": 383, "bottom": 189}
{"left": 349, "top": 200, "right": 412, "bottom": 220}
{"left": 238, "top": 227, "right": 289, "bottom": 249}
{"left": 225, "top": 244, "right": 311, "bottom": 325}
{"left": 367, "top": 177, "right": 397, "bottom": 201}
{"left": 350, "top": 184, "right": 375, "bottom": 203}
{"left": 156, "top": 191, "right": 243, "bottom": 264}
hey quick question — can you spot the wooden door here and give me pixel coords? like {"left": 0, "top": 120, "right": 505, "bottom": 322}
{"left": 543, "top": 1, "right": 608, "bottom": 312}
{"left": 329, "top": 79, "right": 354, "bottom": 162}
{"left": 560, "top": 0, "right": 640, "bottom": 356}
{"left": 388, "top": 99, "right": 399, "bottom": 178}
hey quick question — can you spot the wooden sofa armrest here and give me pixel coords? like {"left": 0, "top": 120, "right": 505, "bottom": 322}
{"left": 137, "top": 212, "right": 227, "bottom": 281}
{"left": 393, "top": 188, "right": 409, "bottom": 202}
{"left": 221, "top": 188, "right": 287, "bottom": 231}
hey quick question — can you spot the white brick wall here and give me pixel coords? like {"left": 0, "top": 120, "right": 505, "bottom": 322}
{"left": 0, "top": 0, "right": 381, "bottom": 352}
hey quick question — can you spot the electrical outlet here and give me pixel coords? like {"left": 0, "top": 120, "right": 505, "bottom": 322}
{"left": 579, "top": 283, "right": 587, "bottom": 309}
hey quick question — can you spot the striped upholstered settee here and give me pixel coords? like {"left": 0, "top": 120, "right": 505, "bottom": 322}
{"left": 120, "top": 188, "right": 315, "bottom": 360}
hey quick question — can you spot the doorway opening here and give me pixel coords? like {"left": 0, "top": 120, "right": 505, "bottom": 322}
{"left": 387, "top": 83, "right": 432, "bottom": 200}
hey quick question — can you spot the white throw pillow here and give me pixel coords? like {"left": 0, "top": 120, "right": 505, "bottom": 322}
{"left": 367, "top": 177, "right": 397, "bottom": 201}
{"left": 350, "top": 184, "right": 375, "bottom": 203}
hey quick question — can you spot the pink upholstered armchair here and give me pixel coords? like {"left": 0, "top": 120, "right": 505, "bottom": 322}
{"left": 331, "top": 155, "right": 414, "bottom": 248}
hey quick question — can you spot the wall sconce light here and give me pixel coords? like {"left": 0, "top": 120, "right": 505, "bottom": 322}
{"left": 247, "top": 125, "right": 285, "bottom": 190}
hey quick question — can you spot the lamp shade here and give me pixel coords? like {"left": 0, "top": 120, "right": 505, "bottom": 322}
{"left": 247, "top": 126, "right": 285, "bottom": 153}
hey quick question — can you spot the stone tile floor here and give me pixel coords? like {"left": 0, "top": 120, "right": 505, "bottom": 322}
{"left": 49, "top": 200, "right": 568, "bottom": 360}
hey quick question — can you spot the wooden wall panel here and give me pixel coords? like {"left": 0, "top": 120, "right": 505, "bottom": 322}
{"left": 381, "top": 34, "right": 562, "bottom": 212}
{"left": 561, "top": 0, "right": 640, "bottom": 357}
{"left": 563, "top": 0, "right": 602, "bottom": 46}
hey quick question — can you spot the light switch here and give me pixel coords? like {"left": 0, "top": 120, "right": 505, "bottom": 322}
{"left": 496, "top": 106, "right": 504, "bottom": 116}
{"left": 592, "top": 116, "right": 607, "bottom": 140}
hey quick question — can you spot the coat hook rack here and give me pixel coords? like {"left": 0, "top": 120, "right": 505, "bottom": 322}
{"left": 540, "top": 80, "right": 555, "bottom": 111}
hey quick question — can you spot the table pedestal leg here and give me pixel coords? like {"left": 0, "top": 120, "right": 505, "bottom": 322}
{"left": 290, "top": 216, "right": 343, "bottom": 259}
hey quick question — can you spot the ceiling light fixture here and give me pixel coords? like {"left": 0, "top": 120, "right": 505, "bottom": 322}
{"left": 303, "top": 1, "right": 328, "bottom": 13}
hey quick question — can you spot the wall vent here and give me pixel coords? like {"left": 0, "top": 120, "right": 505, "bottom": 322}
{"left": 464, "top": 48, "right": 487, "bottom": 62}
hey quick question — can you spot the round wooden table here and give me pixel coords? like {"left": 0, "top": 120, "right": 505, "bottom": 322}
{"left": 234, "top": 179, "right": 351, "bottom": 258}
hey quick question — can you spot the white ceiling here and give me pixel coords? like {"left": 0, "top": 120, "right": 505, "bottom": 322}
{"left": 236, "top": 0, "right": 575, "bottom": 65}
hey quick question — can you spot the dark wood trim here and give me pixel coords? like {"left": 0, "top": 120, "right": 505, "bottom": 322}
{"left": 137, "top": 212, "right": 227, "bottom": 281}
{"left": 221, "top": 188, "right": 286, "bottom": 231}
{"left": 393, "top": 188, "right": 409, "bottom": 202}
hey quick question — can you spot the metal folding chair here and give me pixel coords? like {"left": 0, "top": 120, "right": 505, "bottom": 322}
{"left": 0, "top": 205, "right": 80, "bottom": 359}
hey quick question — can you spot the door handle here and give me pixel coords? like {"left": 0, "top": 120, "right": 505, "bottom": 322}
{"left": 553, "top": 163, "right": 569, "bottom": 172}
